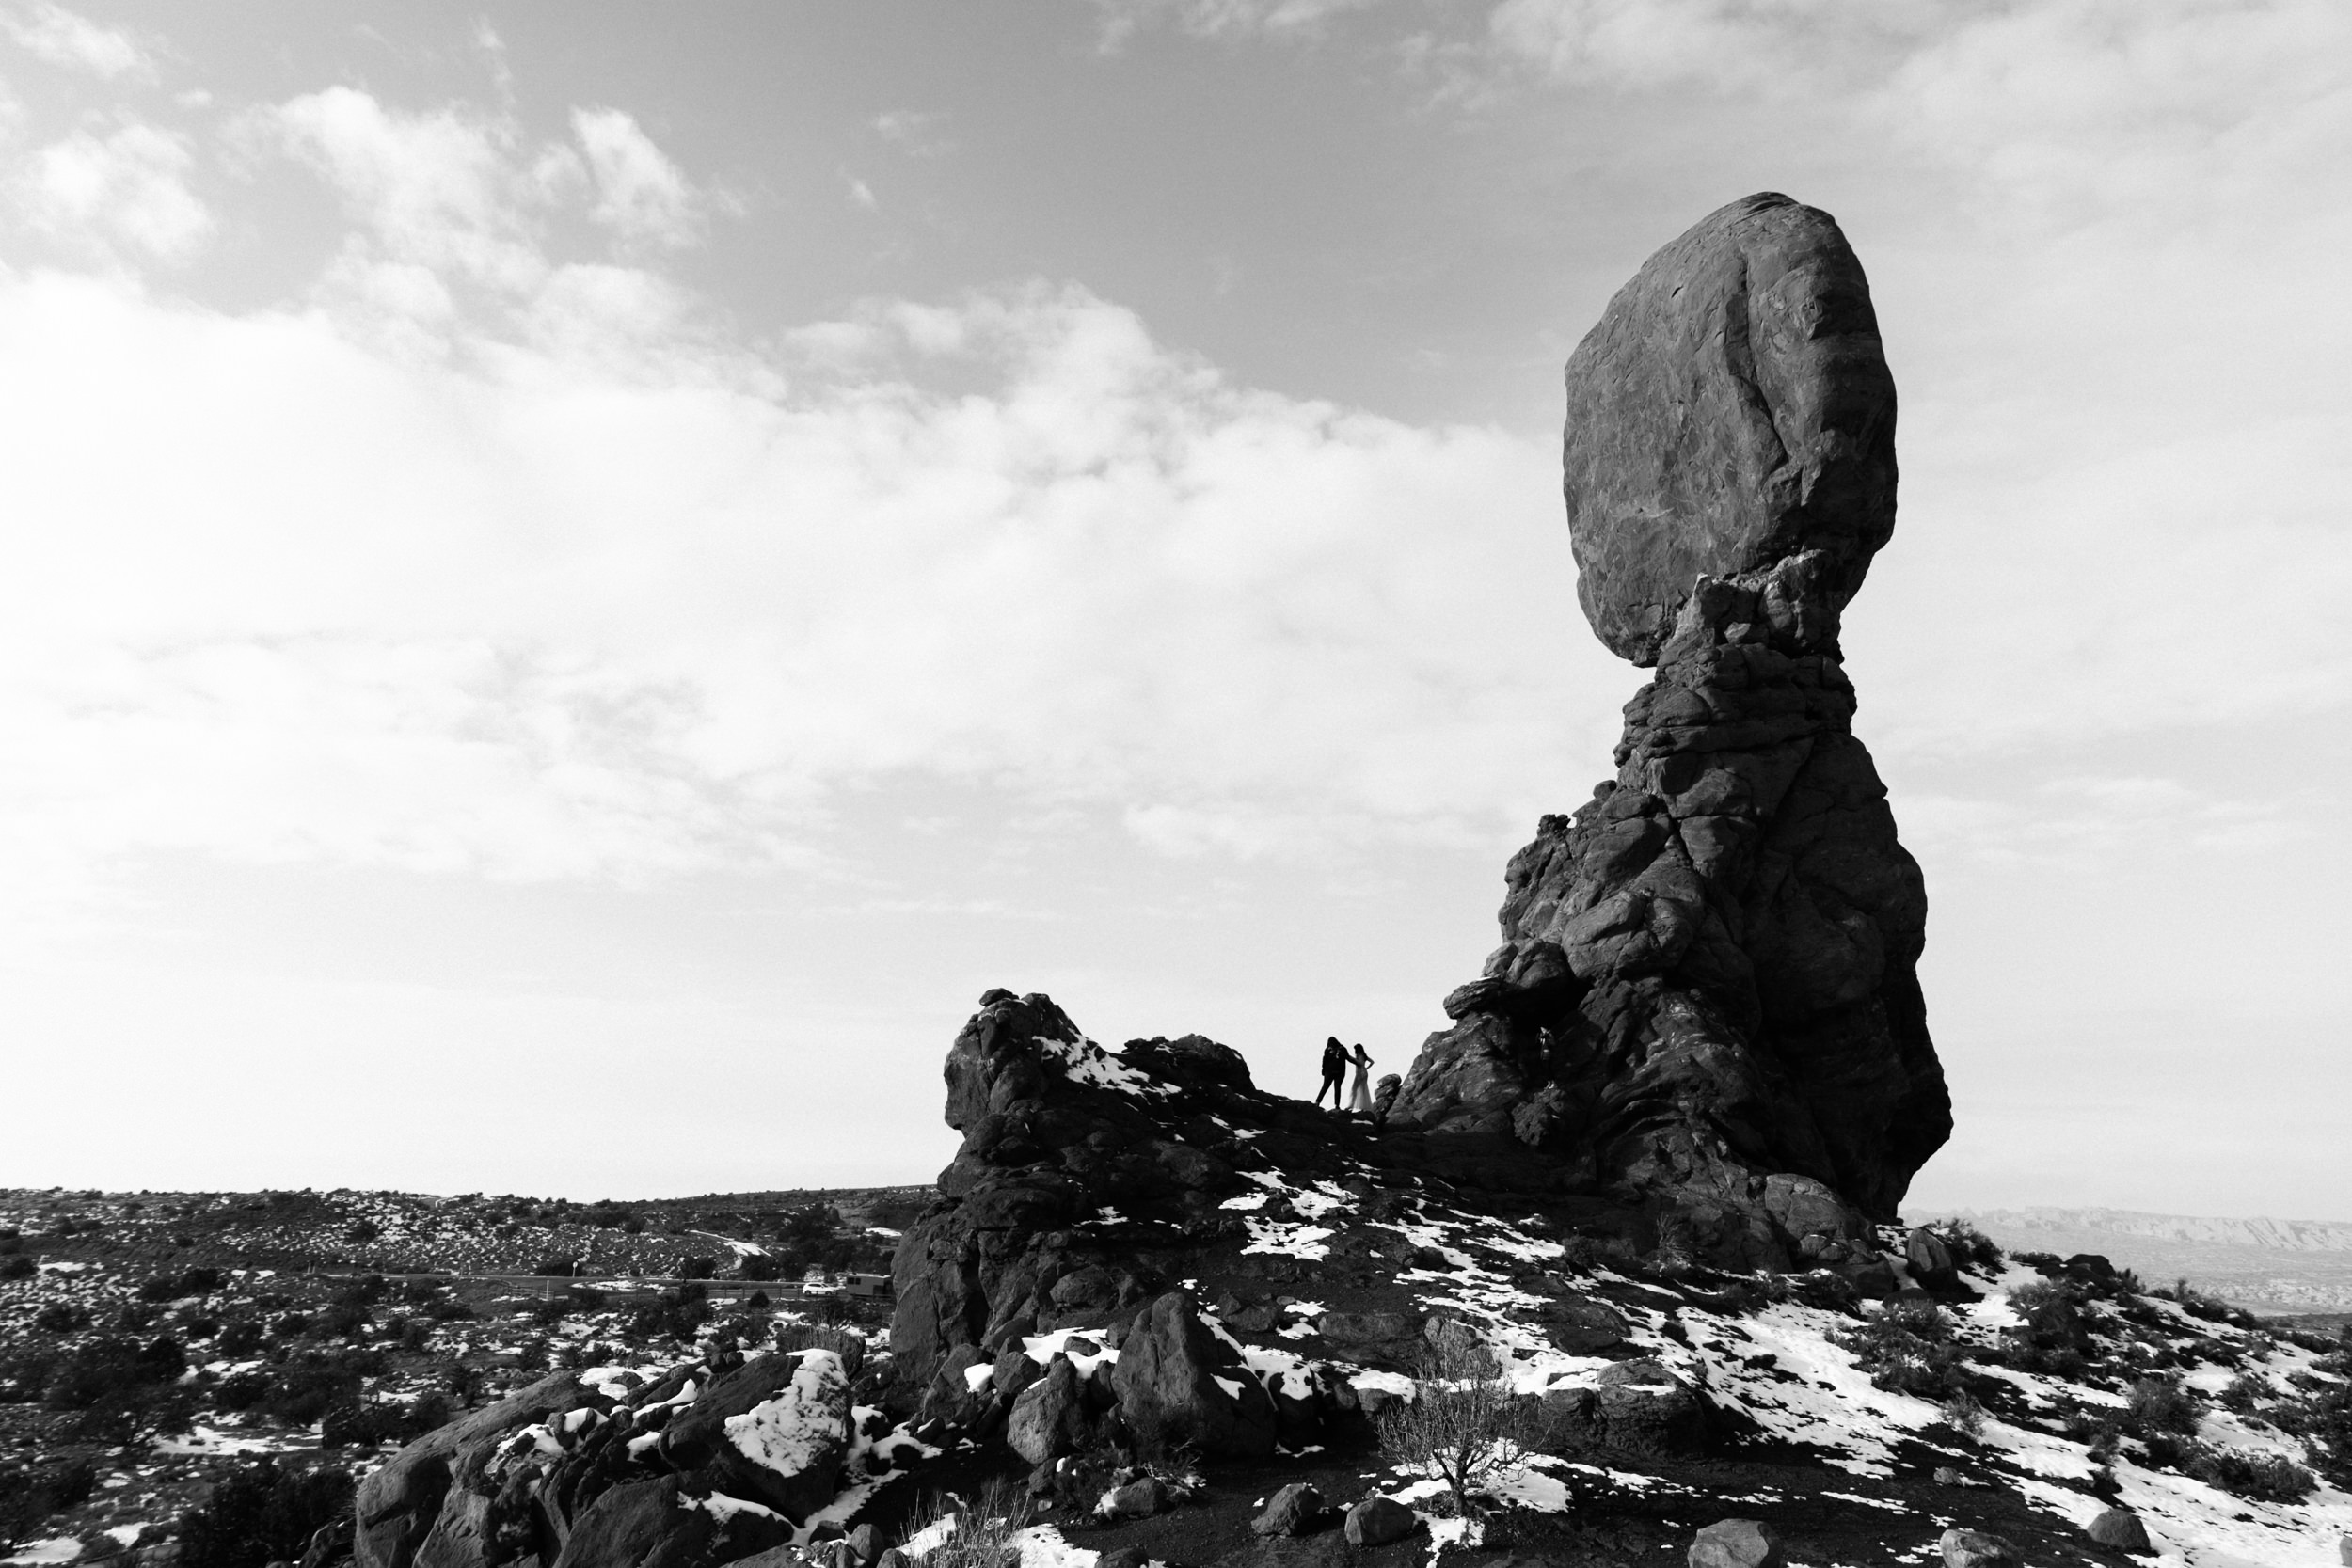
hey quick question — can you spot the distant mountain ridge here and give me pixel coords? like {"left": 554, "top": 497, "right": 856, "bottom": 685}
{"left": 1948, "top": 1204, "right": 2352, "bottom": 1315}
{"left": 1957, "top": 1206, "right": 2352, "bottom": 1253}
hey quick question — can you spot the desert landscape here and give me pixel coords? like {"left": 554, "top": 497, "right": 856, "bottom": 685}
{"left": 4, "top": 6, "right": 2346, "bottom": 1568}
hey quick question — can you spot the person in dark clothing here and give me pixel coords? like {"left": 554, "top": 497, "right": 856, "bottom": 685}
{"left": 1314, "top": 1036, "right": 1348, "bottom": 1109}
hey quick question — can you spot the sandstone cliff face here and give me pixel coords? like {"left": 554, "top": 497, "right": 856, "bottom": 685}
{"left": 1389, "top": 194, "right": 1948, "bottom": 1259}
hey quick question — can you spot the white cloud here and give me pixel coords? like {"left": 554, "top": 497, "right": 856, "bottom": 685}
{"left": 262, "top": 87, "right": 570, "bottom": 296}
{"left": 872, "top": 109, "right": 952, "bottom": 157}
{"left": 1095, "top": 0, "right": 1381, "bottom": 42}
{"left": 17, "top": 119, "right": 211, "bottom": 262}
{"left": 571, "top": 106, "right": 705, "bottom": 249}
{"left": 0, "top": 259, "right": 1598, "bottom": 913}
{"left": 2, "top": 2, "right": 154, "bottom": 81}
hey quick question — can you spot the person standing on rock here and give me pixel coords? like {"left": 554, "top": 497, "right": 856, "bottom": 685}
{"left": 1347, "top": 1043, "right": 1375, "bottom": 1117}
{"left": 1315, "top": 1036, "right": 1348, "bottom": 1109}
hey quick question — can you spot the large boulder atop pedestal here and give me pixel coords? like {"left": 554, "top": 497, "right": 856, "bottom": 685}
{"left": 1390, "top": 194, "right": 1947, "bottom": 1253}
{"left": 1564, "top": 192, "right": 1898, "bottom": 667}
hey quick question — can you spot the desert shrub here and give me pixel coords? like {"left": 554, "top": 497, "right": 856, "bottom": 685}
{"left": 43, "top": 1336, "right": 183, "bottom": 1409}
{"left": 0, "top": 1456, "right": 97, "bottom": 1548}
{"left": 1374, "top": 1331, "right": 1539, "bottom": 1508}
{"left": 0, "top": 1257, "right": 30, "bottom": 1281}
{"left": 864, "top": 1192, "right": 928, "bottom": 1231}
{"left": 897, "top": 1477, "right": 1032, "bottom": 1568}
{"left": 424, "top": 1297, "right": 476, "bottom": 1322}
{"left": 1942, "top": 1389, "right": 1987, "bottom": 1438}
{"left": 216, "top": 1320, "right": 264, "bottom": 1356}
{"left": 2165, "top": 1441, "right": 2317, "bottom": 1501}
{"left": 179, "top": 1266, "right": 227, "bottom": 1294}
{"left": 399, "top": 1320, "right": 434, "bottom": 1352}
{"left": 177, "top": 1458, "right": 354, "bottom": 1568}
{"left": 2263, "top": 1369, "right": 2352, "bottom": 1488}
{"left": 678, "top": 1255, "right": 718, "bottom": 1281}
{"left": 114, "top": 1301, "right": 164, "bottom": 1331}
{"left": 2000, "top": 1277, "right": 2091, "bottom": 1375}
{"left": 2013, "top": 1250, "right": 2062, "bottom": 1275}
{"left": 529, "top": 1296, "right": 569, "bottom": 1327}
{"left": 1924, "top": 1220, "right": 2003, "bottom": 1273}
{"left": 177, "top": 1314, "right": 221, "bottom": 1342}
{"left": 2151, "top": 1277, "right": 2249, "bottom": 1324}
{"left": 1836, "top": 1300, "right": 1967, "bottom": 1399}
{"left": 310, "top": 1304, "right": 371, "bottom": 1341}
{"left": 272, "top": 1312, "right": 312, "bottom": 1338}
{"left": 739, "top": 1253, "right": 779, "bottom": 1282}
{"left": 319, "top": 1401, "right": 407, "bottom": 1449}
{"left": 248, "top": 1352, "right": 379, "bottom": 1425}
{"left": 2125, "top": 1376, "right": 2202, "bottom": 1437}
{"left": 137, "top": 1275, "right": 184, "bottom": 1303}
{"left": 332, "top": 1276, "right": 386, "bottom": 1307}
{"left": 566, "top": 1285, "right": 606, "bottom": 1310}
{"left": 33, "top": 1304, "right": 89, "bottom": 1335}
{"left": 532, "top": 1255, "right": 577, "bottom": 1278}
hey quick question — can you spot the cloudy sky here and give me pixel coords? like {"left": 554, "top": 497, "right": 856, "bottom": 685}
{"left": 0, "top": 0, "right": 2344, "bottom": 1220}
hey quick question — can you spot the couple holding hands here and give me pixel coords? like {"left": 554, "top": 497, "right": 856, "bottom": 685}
{"left": 1315, "top": 1036, "right": 1375, "bottom": 1117}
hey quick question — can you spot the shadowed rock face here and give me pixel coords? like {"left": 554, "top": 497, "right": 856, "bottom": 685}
{"left": 1389, "top": 194, "right": 1947, "bottom": 1259}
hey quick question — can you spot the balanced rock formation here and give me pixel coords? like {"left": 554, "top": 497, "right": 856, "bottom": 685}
{"left": 1388, "top": 193, "right": 1949, "bottom": 1262}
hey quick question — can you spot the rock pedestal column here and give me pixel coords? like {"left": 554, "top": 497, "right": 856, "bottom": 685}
{"left": 1388, "top": 193, "right": 1949, "bottom": 1263}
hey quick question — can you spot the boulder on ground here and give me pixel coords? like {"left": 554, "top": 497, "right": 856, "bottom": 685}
{"left": 1905, "top": 1228, "right": 1959, "bottom": 1291}
{"left": 1545, "top": 1361, "right": 1709, "bottom": 1454}
{"left": 354, "top": 1371, "right": 589, "bottom": 1568}
{"left": 1112, "top": 1291, "right": 1279, "bottom": 1459}
{"left": 1343, "top": 1497, "right": 1416, "bottom": 1547}
{"left": 1099, "top": 1477, "right": 1169, "bottom": 1520}
{"left": 1937, "top": 1528, "right": 2018, "bottom": 1568}
{"left": 1007, "top": 1355, "right": 1090, "bottom": 1465}
{"left": 1689, "top": 1518, "right": 1784, "bottom": 1568}
{"left": 1251, "top": 1482, "right": 1326, "bottom": 1538}
{"left": 693, "top": 1350, "right": 850, "bottom": 1523}
{"left": 2087, "top": 1508, "right": 2152, "bottom": 1554}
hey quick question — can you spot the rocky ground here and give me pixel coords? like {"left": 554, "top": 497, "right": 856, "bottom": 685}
{"left": 6, "top": 1011, "right": 2350, "bottom": 1568}
{"left": 0, "top": 1186, "right": 914, "bottom": 1566}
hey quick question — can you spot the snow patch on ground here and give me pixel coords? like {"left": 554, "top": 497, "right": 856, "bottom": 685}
{"left": 1039, "top": 1026, "right": 1169, "bottom": 1099}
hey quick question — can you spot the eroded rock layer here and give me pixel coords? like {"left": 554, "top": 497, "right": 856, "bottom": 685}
{"left": 1388, "top": 193, "right": 1948, "bottom": 1259}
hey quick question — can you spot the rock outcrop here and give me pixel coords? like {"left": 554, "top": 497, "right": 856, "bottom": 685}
{"left": 1389, "top": 193, "right": 1948, "bottom": 1262}
{"left": 888, "top": 990, "right": 1394, "bottom": 1444}
{"left": 354, "top": 1350, "right": 884, "bottom": 1568}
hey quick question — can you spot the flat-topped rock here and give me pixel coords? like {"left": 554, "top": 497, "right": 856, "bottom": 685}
{"left": 1564, "top": 191, "right": 1897, "bottom": 666}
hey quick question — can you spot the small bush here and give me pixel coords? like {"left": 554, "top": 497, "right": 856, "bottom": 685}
{"left": 1836, "top": 1300, "right": 1967, "bottom": 1399}
{"left": 1, "top": 1456, "right": 97, "bottom": 1549}
{"left": 177, "top": 1458, "right": 353, "bottom": 1568}
{"left": 33, "top": 1304, "right": 89, "bottom": 1335}
{"left": 2180, "top": 1442, "right": 2316, "bottom": 1502}
{"left": 1942, "top": 1389, "right": 1987, "bottom": 1438}
{"left": 2125, "top": 1376, "right": 2201, "bottom": 1437}
{"left": 897, "top": 1477, "right": 1033, "bottom": 1568}
{"left": 344, "top": 1219, "right": 381, "bottom": 1244}
{"left": 1374, "top": 1331, "right": 1539, "bottom": 1507}
{"left": 1924, "top": 1220, "right": 2003, "bottom": 1273}
{"left": 216, "top": 1320, "right": 264, "bottom": 1356}
{"left": 0, "top": 1257, "right": 31, "bottom": 1281}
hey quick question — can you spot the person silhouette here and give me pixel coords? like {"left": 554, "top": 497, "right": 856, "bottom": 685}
{"left": 1347, "top": 1043, "right": 1374, "bottom": 1117}
{"left": 1315, "top": 1036, "right": 1347, "bottom": 1109}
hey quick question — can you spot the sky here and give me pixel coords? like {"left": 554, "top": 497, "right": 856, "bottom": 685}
{"left": 0, "top": 0, "right": 2344, "bottom": 1221}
